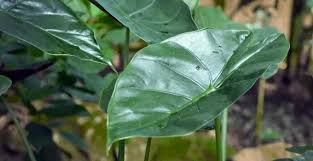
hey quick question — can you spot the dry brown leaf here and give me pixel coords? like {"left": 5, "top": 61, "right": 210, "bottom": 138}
{"left": 233, "top": 142, "right": 297, "bottom": 161}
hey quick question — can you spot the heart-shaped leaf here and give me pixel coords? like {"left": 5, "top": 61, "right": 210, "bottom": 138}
{"left": 107, "top": 28, "right": 289, "bottom": 148}
{"left": 92, "top": 0, "right": 197, "bottom": 43}
{"left": 0, "top": 75, "right": 11, "bottom": 96}
{"left": 0, "top": 0, "right": 113, "bottom": 67}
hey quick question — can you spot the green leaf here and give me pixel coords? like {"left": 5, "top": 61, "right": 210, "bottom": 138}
{"left": 38, "top": 100, "right": 89, "bottom": 117}
{"left": 304, "top": 150, "right": 313, "bottom": 161}
{"left": 104, "top": 28, "right": 140, "bottom": 45}
{"left": 26, "top": 123, "right": 53, "bottom": 151}
{"left": 0, "top": 75, "right": 11, "bottom": 96}
{"left": 194, "top": 6, "right": 231, "bottom": 29}
{"left": 287, "top": 146, "right": 313, "bottom": 154}
{"left": 261, "top": 64, "right": 279, "bottom": 79}
{"left": 193, "top": 6, "right": 248, "bottom": 31}
{"left": 63, "top": 0, "right": 91, "bottom": 21}
{"left": 93, "top": 0, "right": 197, "bottom": 43}
{"left": 0, "top": 0, "right": 113, "bottom": 67}
{"left": 183, "top": 0, "right": 199, "bottom": 10}
{"left": 60, "top": 131, "right": 88, "bottom": 150}
{"left": 99, "top": 74, "right": 118, "bottom": 112}
{"left": 107, "top": 28, "right": 289, "bottom": 148}
{"left": 307, "top": 0, "right": 313, "bottom": 12}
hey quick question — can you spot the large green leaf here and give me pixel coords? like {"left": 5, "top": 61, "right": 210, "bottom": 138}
{"left": 107, "top": 28, "right": 289, "bottom": 147}
{"left": 0, "top": 75, "right": 11, "bottom": 96}
{"left": 92, "top": 0, "right": 197, "bottom": 43}
{"left": 0, "top": 0, "right": 112, "bottom": 67}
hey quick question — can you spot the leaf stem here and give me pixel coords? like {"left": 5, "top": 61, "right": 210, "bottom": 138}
{"left": 117, "top": 27, "right": 130, "bottom": 161}
{"left": 0, "top": 98, "right": 37, "bottom": 161}
{"left": 215, "top": 115, "right": 222, "bottom": 161}
{"left": 256, "top": 79, "right": 266, "bottom": 145}
{"left": 123, "top": 28, "right": 130, "bottom": 68}
{"left": 144, "top": 138, "right": 152, "bottom": 161}
{"left": 215, "top": 110, "right": 227, "bottom": 161}
{"left": 221, "top": 110, "right": 228, "bottom": 161}
{"left": 118, "top": 140, "right": 125, "bottom": 161}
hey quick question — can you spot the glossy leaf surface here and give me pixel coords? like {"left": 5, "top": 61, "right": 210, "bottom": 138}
{"left": 194, "top": 6, "right": 282, "bottom": 80}
{"left": 93, "top": 0, "right": 197, "bottom": 43}
{"left": 107, "top": 29, "right": 289, "bottom": 147}
{"left": 0, "top": 0, "right": 112, "bottom": 66}
{"left": 0, "top": 75, "right": 11, "bottom": 96}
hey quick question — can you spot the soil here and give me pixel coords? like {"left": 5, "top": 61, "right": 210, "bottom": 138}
{"left": 228, "top": 72, "right": 313, "bottom": 149}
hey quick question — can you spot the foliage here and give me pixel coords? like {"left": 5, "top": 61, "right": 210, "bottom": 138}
{"left": 107, "top": 28, "right": 289, "bottom": 147}
{"left": 275, "top": 146, "right": 313, "bottom": 161}
{"left": 0, "top": 0, "right": 291, "bottom": 161}
{"left": 0, "top": 0, "right": 113, "bottom": 67}
{"left": 91, "top": 0, "right": 197, "bottom": 43}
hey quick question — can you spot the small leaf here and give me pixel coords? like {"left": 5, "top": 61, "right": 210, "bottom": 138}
{"left": 38, "top": 100, "right": 89, "bottom": 117}
{"left": 193, "top": 6, "right": 248, "bottom": 30}
{"left": 287, "top": 146, "right": 313, "bottom": 154}
{"left": 92, "top": 0, "right": 197, "bottom": 43}
{"left": 107, "top": 29, "right": 289, "bottom": 147}
{"left": 0, "top": 75, "right": 11, "bottom": 96}
{"left": 26, "top": 123, "right": 53, "bottom": 151}
{"left": 0, "top": 0, "right": 113, "bottom": 67}
{"left": 60, "top": 131, "right": 88, "bottom": 150}
{"left": 194, "top": 6, "right": 231, "bottom": 29}
{"left": 99, "top": 74, "right": 118, "bottom": 112}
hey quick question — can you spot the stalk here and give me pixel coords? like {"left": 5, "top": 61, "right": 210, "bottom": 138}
{"left": 214, "top": 116, "right": 222, "bottom": 161}
{"left": 288, "top": 1, "right": 304, "bottom": 77}
{"left": 118, "top": 140, "right": 125, "bottom": 161}
{"left": 214, "top": 110, "right": 227, "bottom": 161}
{"left": 0, "top": 99, "right": 37, "bottom": 161}
{"left": 117, "top": 27, "right": 130, "bottom": 161}
{"left": 256, "top": 79, "right": 266, "bottom": 145}
{"left": 122, "top": 28, "right": 130, "bottom": 68}
{"left": 221, "top": 110, "right": 227, "bottom": 161}
{"left": 144, "top": 138, "right": 152, "bottom": 161}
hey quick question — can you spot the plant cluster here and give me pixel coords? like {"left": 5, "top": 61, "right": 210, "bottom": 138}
{"left": 0, "top": 0, "right": 292, "bottom": 161}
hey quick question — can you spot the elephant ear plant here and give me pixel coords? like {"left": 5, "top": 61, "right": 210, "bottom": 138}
{"left": 0, "top": 0, "right": 290, "bottom": 161}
